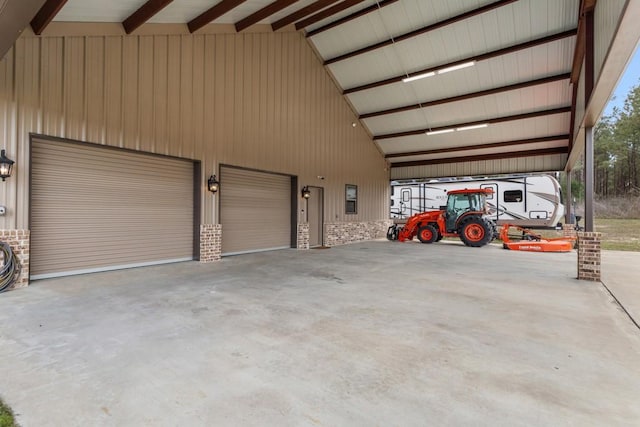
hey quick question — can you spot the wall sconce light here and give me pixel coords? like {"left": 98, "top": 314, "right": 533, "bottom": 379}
{"left": 301, "top": 186, "right": 311, "bottom": 199}
{"left": 207, "top": 175, "right": 219, "bottom": 193}
{"left": 0, "top": 150, "right": 14, "bottom": 181}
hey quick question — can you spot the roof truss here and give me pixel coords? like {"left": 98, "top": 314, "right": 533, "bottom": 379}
{"left": 188, "top": 0, "right": 248, "bottom": 33}
{"left": 30, "top": 0, "right": 68, "bottom": 35}
{"left": 391, "top": 147, "right": 568, "bottom": 168}
{"left": 304, "top": 0, "right": 398, "bottom": 35}
{"left": 122, "top": 0, "right": 174, "bottom": 34}
{"left": 235, "top": 0, "right": 300, "bottom": 32}
{"left": 272, "top": 0, "right": 342, "bottom": 31}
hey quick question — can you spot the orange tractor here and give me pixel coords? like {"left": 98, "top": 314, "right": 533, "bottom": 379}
{"left": 386, "top": 188, "right": 496, "bottom": 247}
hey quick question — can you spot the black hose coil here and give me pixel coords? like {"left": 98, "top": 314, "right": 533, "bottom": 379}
{"left": 0, "top": 241, "right": 21, "bottom": 293}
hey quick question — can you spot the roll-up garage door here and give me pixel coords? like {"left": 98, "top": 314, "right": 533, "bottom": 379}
{"left": 30, "top": 138, "right": 195, "bottom": 280}
{"left": 220, "top": 167, "right": 292, "bottom": 255}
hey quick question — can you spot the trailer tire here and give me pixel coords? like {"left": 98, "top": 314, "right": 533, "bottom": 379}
{"left": 459, "top": 217, "right": 493, "bottom": 247}
{"left": 417, "top": 224, "right": 438, "bottom": 244}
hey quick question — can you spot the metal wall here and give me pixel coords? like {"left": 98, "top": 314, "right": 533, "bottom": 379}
{"left": 0, "top": 26, "right": 390, "bottom": 230}
{"left": 390, "top": 154, "right": 568, "bottom": 180}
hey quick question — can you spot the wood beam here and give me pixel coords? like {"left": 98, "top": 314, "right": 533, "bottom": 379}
{"left": 30, "top": 0, "right": 69, "bottom": 35}
{"left": 272, "top": 0, "right": 341, "bottom": 31}
{"left": 390, "top": 147, "right": 569, "bottom": 168}
{"left": 384, "top": 135, "right": 570, "bottom": 159}
{"left": 325, "top": 0, "right": 517, "bottom": 65}
{"left": 188, "top": 0, "right": 247, "bottom": 33}
{"left": 344, "top": 29, "right": 576, "bottom": 95}
{"left": 360, "top": 73, "right": 571, "bottom": 119}
{"left": 235, "top": 0, "right": 299, "bottom": 32}
{"left": 122, "top": 0, "right": 173, "bottom": 34}
{"left": 296, "top": 0, "right": 368, "bottom": 31}
{"left": 305, "top": 0, "right": 398, "bottom": 36}
{"left": 374, "top": 106, "right": 572, "bottom": 140}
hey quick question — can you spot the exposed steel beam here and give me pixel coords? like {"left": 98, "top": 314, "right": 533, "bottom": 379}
{"left": 296, "top": 0, "right": 367, "bottom": 31}
{"left": 324, "top": 0, "right": 517, "bottom": 65}
{"left": 30, "top": 0, "right": 69, "bottom": 35}
{"left": 305, "top": 0, "right": 398, "bottom": 36}
{"left": 360, "top": 73, "right": 571, "bottom": 119}
{"left": 235, "top": 0, "right": 299, "bottom": 32}
{"left": 188, "top": 0, "right": 247, "bottom": 33}
{"left": 374, "top": 106, "right": 572, "bottom": 141}
{"left": 390, "top": 147, "right": 569, "bottom": 168}
{"left": 123, "top": 0, "right": 173, "bottom": 34}
{"left": 384, "top": 135, "right": 570, "bottom": 159}
{"left": 272, "top": 0, "right": 342, "bottom": 31}
{"left": 344, "top": 29, "right": 577, "bottom": 95}
{"left": 570, "top": 0, "right": 597, "bottom": 83}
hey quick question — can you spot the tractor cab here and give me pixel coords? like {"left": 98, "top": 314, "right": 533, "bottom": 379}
{"left": 442, "top": 189, "right": 492, "bottom": 233}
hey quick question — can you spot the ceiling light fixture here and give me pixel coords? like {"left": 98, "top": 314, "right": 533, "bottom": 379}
{"left": 456, "top": 123, "right": 489, "bottom": 132}
{"left": 426, "top": 128, "right": 455, "bottom": 136}
{"left": 436, "top": 61, "right": 476, "bottom": 75}
{"left": 402, "top": 71, "right": 436, "bottom": 83}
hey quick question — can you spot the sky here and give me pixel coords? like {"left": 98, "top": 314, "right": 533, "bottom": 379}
{"left": 602, "top": 43, "right": 640, "bottom": 116}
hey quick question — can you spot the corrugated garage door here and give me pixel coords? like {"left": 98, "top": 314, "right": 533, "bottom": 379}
{"left": 220, "top": 166, "right": 292, "bottom": 255}
{"left": 30, "top": 138, "right": 195, "bottom": 280}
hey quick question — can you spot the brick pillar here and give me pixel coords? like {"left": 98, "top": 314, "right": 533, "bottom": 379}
{"left": 0, "top": 230, "right": 30, "bottom": 290}
{"left": 577, "top": 231, "right": 601, "bottom": 281}
{"left": 200, "top": 224, "right": 222, "bottom": 263}
{"left": 297, "top": 223, "right": 309, "bottom": 250}
{"left": 563, "top": 224, "right": 577, "bottom": 239}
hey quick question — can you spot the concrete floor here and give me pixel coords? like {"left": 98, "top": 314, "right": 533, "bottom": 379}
{"left": 0, "top": 240, "right": 639, "bottom": 426}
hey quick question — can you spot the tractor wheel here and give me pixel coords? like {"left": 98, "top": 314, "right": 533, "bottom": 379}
{"left": 386, "top": 225, "right": 399, "bottom": 241}
{"left": 459, "top": 217, "right": 493, "bottom": 247}
{"left": 417, "top": 224, "right": 438, "bottom": 244}
{"left": 435, "top": 231, "right": 443, "bottom": 242}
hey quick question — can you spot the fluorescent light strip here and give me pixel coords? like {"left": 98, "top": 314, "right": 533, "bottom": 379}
{"left": 403, "top": 61, "right": 476, "bottom": 84}
{"left": 402, "top": 71, "right": 436, "bottom": 83}
{"left": 426, "top": 128, "right": 454, "bottom": 136}
{"left": 436, "top": 61, "right": 476, "bottom": 75}
{"left": 456, "top": 123, "right": 488, "bottom": 131}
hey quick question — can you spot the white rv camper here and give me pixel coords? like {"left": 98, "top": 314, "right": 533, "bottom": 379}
{"left": 390, "top": 175, "right": 565, "bottom": 228}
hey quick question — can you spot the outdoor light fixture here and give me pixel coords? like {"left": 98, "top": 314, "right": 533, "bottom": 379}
{"left": 426, "top": 128, "right": 455, "bottom": 136}
{"left": 402, "top": 71, "right": 436, "bottom": 83}
{"left": 207, "top": 175, "right": 219, "bottom": 193}
{"left": 402, "top": 61, "right": 476, "bottom": 84}
{"left": 456, "top": 123, "right": 488, "bottom": 132}
{"left": 0, "top": 150, "right": 14, "bottom": 181}
{"left": 301, "top": 186, "right": 311, "bottom": 199}
{"left": 426, "top": 123, "right": 489, "bottom": 136}
{"left": 436, "top": 61, "right": 476, "bottom": 75}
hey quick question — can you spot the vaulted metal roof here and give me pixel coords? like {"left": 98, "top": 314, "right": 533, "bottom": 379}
{"left": 2, "top": 0, "right": 639, "bottom": 179}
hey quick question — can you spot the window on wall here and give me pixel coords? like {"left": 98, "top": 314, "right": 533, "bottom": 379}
{"left": 504, "top": 190, "right": 523, "bottom": 203}
{"left": 345, "top": 184, "right": 357, "bottom": 214}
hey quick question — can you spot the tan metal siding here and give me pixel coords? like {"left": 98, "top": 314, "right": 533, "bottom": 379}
{"left": 391, "top": 154, "right": 568, "bottom": 180}
{"left": 30, "top": 138, "right": 194, "bottom": 279}
{"left": 220, "top": 167, "right": 291, "bottom": 255}
{"left": 0, "top": 29, "right": 389, "bottom": 231}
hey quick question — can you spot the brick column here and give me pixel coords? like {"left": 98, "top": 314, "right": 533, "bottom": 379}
{"left": 0, "top": 230, "right": 30, "bottom": 290}
{"left": 200, "top": 224, "right": 222, "bottom": 263}
{"left": 577, "top": 231, "right": 601, "bottom": 281}
{"left": 297, "top": 223, "right": 309, "bottom": 250}
{"left": 563, "top": 224, "right": 577, "bottom": 240}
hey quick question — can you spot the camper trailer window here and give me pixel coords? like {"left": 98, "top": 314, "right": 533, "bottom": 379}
{"left": 402, "top": 189, "right": 410, "bottom": 202}
{"left": 504, "top": 190, "right": 523, "bottom": 203}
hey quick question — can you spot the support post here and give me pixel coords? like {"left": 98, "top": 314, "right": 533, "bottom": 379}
{"left": 565, "top": 170, "right": 573, "bottom": 224}
{"left": 585, "top": 127, "right": 595, "bottom": 232}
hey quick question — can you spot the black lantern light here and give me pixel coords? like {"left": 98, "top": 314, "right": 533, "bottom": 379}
{"left": 301, "top": 186, "right": 311, "bottom": 199}
{"left": 207, "top": 175, "right": 219, "bottom": 193}
{"left": 0, "top": 150, "right": 14, "bottom": 181}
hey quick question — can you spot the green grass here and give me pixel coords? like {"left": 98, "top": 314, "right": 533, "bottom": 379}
{"left": 595, "top": 218, "right": 640, "bottom": 252}
{"left": 0, "top": 398, "right": 17, "bottom": 427}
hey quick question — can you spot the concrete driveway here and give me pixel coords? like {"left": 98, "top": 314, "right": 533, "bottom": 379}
{"left": 1, "top": 240, "right": 639, "bottom": 426}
